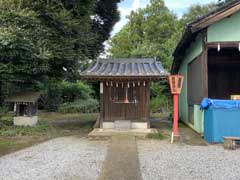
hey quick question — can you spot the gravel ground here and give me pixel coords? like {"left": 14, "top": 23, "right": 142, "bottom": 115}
{"left": 0, "top": 137, "right": 107, "bottom": 180}
{"left": 138, "top": 140, "right": 240, "bottom": 180}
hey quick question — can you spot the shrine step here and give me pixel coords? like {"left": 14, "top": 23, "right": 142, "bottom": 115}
{"left": 88, "top": 128, "right": 158, "bottom": 141}
{"left": 114, "top": 120, "right": 131, "bottom": 129}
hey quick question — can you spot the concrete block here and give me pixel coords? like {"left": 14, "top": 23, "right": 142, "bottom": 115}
{"left": 14, "top": 116, "right": 38, "bottom": 127}
{"left": 114, "top": 120, "right": 131, "bottom": 129}
{"left": 131, "top": 122, "right": 148, "bottom": 129}
{"left": 102, "top": 122, "right": 114, "bottom": 129}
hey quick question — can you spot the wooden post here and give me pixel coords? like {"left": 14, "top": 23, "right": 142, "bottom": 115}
{"left": 100, "top": 82, "right": 104, "bottom": 128}
{"left": 147, "top": 82, "right": 150, "bottom": 128}
{"left": 173, "top": 94, "right": 179, "bottom": 136}
{"left": 169, "top": 75, "right": 184, "bottom": 140}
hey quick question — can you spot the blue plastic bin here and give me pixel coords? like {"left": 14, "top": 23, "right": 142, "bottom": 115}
{"left": 204, "top": 108, "right": 240, "bottom": 143}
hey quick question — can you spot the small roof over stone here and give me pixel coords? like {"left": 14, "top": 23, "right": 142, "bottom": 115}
{"left": 5, "top": 92, "right": 41, "bottom": 103}
{"left": 81, "top": 58, "right": 169, "bottom": 80}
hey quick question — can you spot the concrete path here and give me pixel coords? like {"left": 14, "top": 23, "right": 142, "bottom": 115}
{"left": 98, "top": 134, "right": 142, "bottom": 180}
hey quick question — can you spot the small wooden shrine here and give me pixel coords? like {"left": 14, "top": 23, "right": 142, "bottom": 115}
{"left": 81, "top": 58, "right": 168, "bottom": 129}
{"left": 5, "top": 92, "right": 41, "bottom": 126}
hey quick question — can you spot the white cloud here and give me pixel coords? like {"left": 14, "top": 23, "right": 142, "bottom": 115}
{"left": 165, "top": 1, "right": 189, "bottom": 9}
{"left": 132, "top": 0, "right": 140, "bottom": 11}
{"left": 111, "top": 18, "right": 128, "bottom": 35}
{"left": 102, "top": 0, "right": 216, "bottom": 57}
{"left": 112, "top": 0, "right": 146, "bottom": 36}
{"left": 164, "top": 0, "right": 217, "bottom": 17}
{"left": 111, "top": 0, "right": 218, "bottom": 36}
{"left": 118, "top": 7, "right": 132, "bottom": 17}
{"left": 165, "top": 0, "right": 216, "bottom": 9}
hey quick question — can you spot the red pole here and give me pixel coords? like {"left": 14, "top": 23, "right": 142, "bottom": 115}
{"left": 173, "top": 94, "right": 179, "bottom": 136}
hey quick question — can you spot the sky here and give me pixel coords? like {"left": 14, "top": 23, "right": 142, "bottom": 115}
{"left": 111, "top": 0, "right": 218, "bottom": 36}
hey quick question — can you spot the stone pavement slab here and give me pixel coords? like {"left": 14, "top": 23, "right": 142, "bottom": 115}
{"left": 98, "top": 134, "right": 142, "bottom": 180}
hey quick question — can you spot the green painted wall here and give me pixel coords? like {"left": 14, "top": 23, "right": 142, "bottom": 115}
{"left": 208, "top": 11, "right": 240, "bottom": 42}
{"left": 178, "top": 33, "right": 203, "bottom": 124}
{"left": 178, "top": 11, "right": 240, "bottom": 133}
{"left": 194, "top": 105, "right": 204, "bottom": 134}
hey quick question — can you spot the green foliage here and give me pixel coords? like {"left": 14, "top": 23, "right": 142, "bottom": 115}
{"left": 179, "top": 3, "right": 218, "bottom": 30}
{"left": 61, "top": 81, "right": 94, "bottom": 102}
{"left": 109, "top": 0, "right": 218, "bottom": 71}
{"left": 45, "top": 81, "right": 95, "bottom": 112}
{"left": 0, "top": 116, "right": 13, "bottom": 126}
{"left": 45, "top": 81, "right": 63, "bottom": 111}
{"left": 147, "top": 132, "right": 166, "bottom": 140}
{"left": 109, "top": 0, "right": 218, "bottom": 113}
{"left": 150, "top": 95, "right": 171, "bottom": 113}
{"left": 0, "top": 0, "right": 120, "bottom": 107}
{"left": 150, "top": 81, "right": 171, "bottom": 113}
{"left": 0, "top": 120, "right": 50, "bottom": 136}
{"left": 218, "top": 0, "right": 235, "bottom": 6}
{"left": 109, "top": 0, "right": 178, "bottom": 70}
{"left": 0, "top": 106, "right": 9, "bottom": 114}
{"left": 58, "top": 98, "right": 99, "bottom": 113}
{"left": 0, "top": 0, "right": 50, "bottom": 83}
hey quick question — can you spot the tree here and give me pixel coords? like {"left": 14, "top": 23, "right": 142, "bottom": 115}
{"left": 22, "top": 0, "right": 121, "bottom": 81}
{"left": 109, "top": 0, "right": 218, "bottom": 112}
{"left": 0, "top": 0, "right": 121, "bottom": 107}
{"left": 218, "top": 0, "right": 236, "bottom": 6}
{"left": 109, "top": 0, "right": 178, "bottom": 70}
{"left": 109, "top": 0, "right": 178, "bottom": 112}
{"left": 180, "top": 3, "right": 218, "bottom": 28}
{"left": 0, "top": 0, "right": 121, "bottom": 84}
{"left": 92, "top": 0, "right": 121, "bottom": 56}
{"left": 0, "top": 0, "right": 50, "bottom": 84}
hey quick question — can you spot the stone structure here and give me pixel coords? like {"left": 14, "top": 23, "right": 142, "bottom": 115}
{"left": 6, "top": 92, "right": 41, "bottom": 127}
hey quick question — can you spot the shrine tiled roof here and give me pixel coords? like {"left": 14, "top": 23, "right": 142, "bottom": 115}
{"left": 81, "top": 58, "right": 169, "bottom": 80}
{"left": 5, "top": 92, "right": 41, "bottom": 103}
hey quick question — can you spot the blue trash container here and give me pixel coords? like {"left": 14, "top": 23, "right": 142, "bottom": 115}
{"left": 201, "top": 98, "right": 240, "bottom": 143}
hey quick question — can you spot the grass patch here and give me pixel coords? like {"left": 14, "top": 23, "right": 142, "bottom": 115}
{"left": 147, "top": 132, "right": 166, "bottom": 140}
{"left": 0, "top": 112, "right": 98, "bottom": 156}
{"left": 0, "top": 120, "right": 51, "bottom": 137}
{"left": 58, "top": 99, "right": 99, "bottom": 113}
{"left": 179, "top": 121, "right": 187, "bottom": 128}
{"left": 151, "top": 112, "right": 170, "bottom": 119}
{"left": 0, "top": 139, "right": 19, "bottom": 156}
{"left": 0, "top": 115, "right": 14, "bottom": 126}
{"left": 39, "top": 111, "right": 99, "bottom": 122}
{"left": 0, "top": 112, "right": 98, "bottom": 137}
{"left": 0, "top": 140, "right": 16, "bottom": 148}
{"left": 0, "top": 136, "right": 51, "bottom": 157}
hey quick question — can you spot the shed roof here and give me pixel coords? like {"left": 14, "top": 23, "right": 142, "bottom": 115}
{"left": 172, "top": 0, "right": 240, "bottom": 73}
{"left": 5, "top": 92, "right": 41, "bottom": 103}
{"left": 81, "top": 58, "right": 169, "bottom": 80}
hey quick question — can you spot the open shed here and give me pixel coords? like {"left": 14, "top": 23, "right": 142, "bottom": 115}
{"left": 81, "top": 58, "right": 168, "bottom": 129}
{"left": 5, "top": 92, "right": 41, "bottom": 126}
{"left": 172, "top": 0, "right": 240, "bottom": 134}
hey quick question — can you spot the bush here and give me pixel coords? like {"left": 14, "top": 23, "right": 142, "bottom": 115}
{"left": 0, "top": 106, "right": 9, "bottom": 114}
{"left": 61, "top": 81, "right": 94, "bottom": 102}
{"left": 150, "top": 81, "right": 172, "bottom": 113}
{"left": 58, "top": 98, "right": 99, "bottom": 113}
{"left": 45, "top": 81, "right": 63, "bottom": 112}
{"left": 150, "top": 95, "right": 172, "bottom": 113}
{"left": 44, "top": 81, "right": 95, "bottom": 112}
{"left": 0, "top": 116, "right": 13, "bottom": 126}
